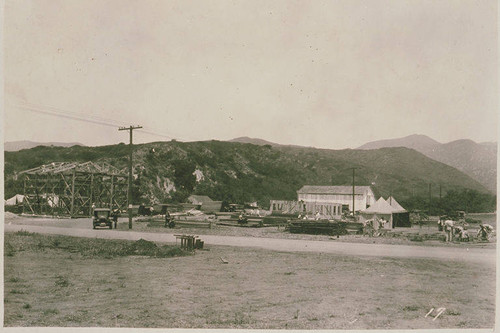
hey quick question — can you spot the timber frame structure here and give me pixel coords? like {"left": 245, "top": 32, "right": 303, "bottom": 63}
{"left": 19, "top": 162, "right": 128, "bottom": 217}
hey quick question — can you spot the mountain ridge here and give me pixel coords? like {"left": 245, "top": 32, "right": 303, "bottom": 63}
{"left": 4, "top": 140, "right": 492, "bottom": 212}
{"left": 357, "top": 134, "right": 497, "bottom": 193}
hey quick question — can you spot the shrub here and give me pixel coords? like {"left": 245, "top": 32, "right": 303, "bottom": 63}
{"left": 15, "top": 230, "right": 36, "bottom": 236}
{"left": 55, "top": 275, "right": 70, "bottom": 287}
{"left": 5, "top": 242, "right": 16, "bottom": 257}
{"left": 4, "top": 233, "right": 191, "bottom": 259}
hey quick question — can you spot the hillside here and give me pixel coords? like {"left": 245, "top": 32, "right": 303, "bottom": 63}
{"left": 4, "top": 141, "right": 491, "bottom": 211}
{"left": 229, "top": 136, "right": 305, "bottom": 148}
{"left": 229, "top": 137, "right": 280, "bottom": 146}
{"left": 358, "top": 135, "right": 497, "bottom": 193}
{"left": 358, "top": 134, "right": 440, "bottom": 151}
{"left": 4, "top": 140, "right": 84, "bottom": 152}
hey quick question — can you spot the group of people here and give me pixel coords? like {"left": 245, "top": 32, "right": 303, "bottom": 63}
{"left": 437, "top": 219, "right": 463, "bottom": 242}
{"left": 297, "top": 211, "right": 323, "bottom": 220}
{"left": 438, "top": 218, "right": 494, "bottom": 242}
{"left": 362, "top": 217, "right": 388, "bottom": 237}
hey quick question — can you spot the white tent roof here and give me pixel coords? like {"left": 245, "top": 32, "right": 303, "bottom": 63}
{"left": 4, "top": 194, "right": 24, "bottom": 206}
{"left": 361, "top": 197, "right": 395, "bottom": 214}
{"left": 386, "top": 196, "right": 407, "bottom": 213}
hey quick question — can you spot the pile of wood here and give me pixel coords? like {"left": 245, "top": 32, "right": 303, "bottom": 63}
{"left": 215, "top": 213, "right": 265, "bottom": 227}
{"left": 287, "top": 220, "right": 348, "bottom": 236}
{"left": 262, "top": 215, "right": 290, "bottom": 226}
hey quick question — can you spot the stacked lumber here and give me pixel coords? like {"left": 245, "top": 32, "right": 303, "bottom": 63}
{"left": 262, "top": 216, "right": 290, "bottom": 225}
{"left": 287, "top": 220, "right": 347, "bottom": 236}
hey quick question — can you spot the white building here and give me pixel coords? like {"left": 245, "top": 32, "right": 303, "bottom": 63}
{"left": 270, "top": 199, "right": 342, "bottom": 219}
{"left": 296, "top": 185, "right": 376, "bottom": 212}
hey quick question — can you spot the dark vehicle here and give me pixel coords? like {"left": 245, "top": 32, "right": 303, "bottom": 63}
{"left": 93, "top": 208, "right": 113, "bottom": 229}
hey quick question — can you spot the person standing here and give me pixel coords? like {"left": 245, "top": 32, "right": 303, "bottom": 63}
{"left": 112, "top": 209, "right": 119, "bottom": 229}
{"left": 165, "top": 210, "right": 171, "bottom": 228}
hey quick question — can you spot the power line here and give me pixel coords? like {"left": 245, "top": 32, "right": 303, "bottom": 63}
{"left": 10, "top": 101, "right": 190, "bottom": 141}
{"left": 13, "top": 102, "right": 123, "bottom": 128}
{"left": 19, "top": 101, "right": 130, "bottom": 127}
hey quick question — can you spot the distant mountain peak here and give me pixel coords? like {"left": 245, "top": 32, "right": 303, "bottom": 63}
{"left": 4, "top": 140, "right": 84, "bottom": 152}
{"left": 357, "top": 134, "right": 496, "bottom": 193}
{"left": 229, "top": 137, "right": 280, "bottom": 146}
{"left": 357, "top": 134, "right": 440, "bottom": 150}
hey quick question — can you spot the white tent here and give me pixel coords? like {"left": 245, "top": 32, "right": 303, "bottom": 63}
{"left": 360, "top": 197, "right": 396, "bottom": 229}
{"left": 386, "top": 196, "right": 407, "bottom": 213}
{"left": 4, "top": 194, "right": 24, "bottom": 206}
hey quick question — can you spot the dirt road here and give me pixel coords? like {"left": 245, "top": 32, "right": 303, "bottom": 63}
{"left": 4, "top": 224, "right": 495, "bottom": 265}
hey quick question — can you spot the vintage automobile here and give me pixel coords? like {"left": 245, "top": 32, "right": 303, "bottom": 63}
{"left": 93, "top": 208, "right": 113, "bottom": 229}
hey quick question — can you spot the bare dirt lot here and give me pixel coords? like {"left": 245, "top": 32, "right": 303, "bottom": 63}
{"left": 4, "top": 231, "right": 495, "bottom": 329}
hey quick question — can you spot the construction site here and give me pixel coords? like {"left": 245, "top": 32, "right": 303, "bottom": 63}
{"left": 7, "top": 161, "right": 494, "bottom": 244}
{"left": 16, "top": 161, "right": 128, "bottom": 218}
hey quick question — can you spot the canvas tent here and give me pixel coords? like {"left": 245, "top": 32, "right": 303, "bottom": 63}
{"left": 360, "top": 197, "right": 395, "bottom": 229}
{"left": 386, "top": 196, "right": 411, "bottom": 227}
{"left": 5, "top": 194, "right": 25, "bottom": 206}
{"left": 386, "top": 196, "right": 406, "bottom": 212}
{"left": 360, "top": 197, "right": 411, "bottom": 228}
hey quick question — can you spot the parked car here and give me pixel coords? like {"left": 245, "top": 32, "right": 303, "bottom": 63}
{"left": 93, "top": 208, "right": 113, "bottom": 229}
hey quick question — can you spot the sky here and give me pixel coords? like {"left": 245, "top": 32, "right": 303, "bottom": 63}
{"left": 3, "top": 0, "right": 498, "bottom": 149}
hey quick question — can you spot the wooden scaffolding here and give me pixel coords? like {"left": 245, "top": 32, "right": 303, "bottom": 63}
{"left": 19, "top": 161, "right": 128, "bottom": 218}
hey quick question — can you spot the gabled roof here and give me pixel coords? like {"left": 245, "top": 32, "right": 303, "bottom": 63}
{"left": 297, "top": 185, "right": 373, "bottom": 195}
{"left": 361, "top": 197, "right": 395, "bottom": 214}
{"left": 188, "top": 195, "right": 213, "bottom": 204}
{"left": 386, "top": 196, "right": 407, "bottom": 213}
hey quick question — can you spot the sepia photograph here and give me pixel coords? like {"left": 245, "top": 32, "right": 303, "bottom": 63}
{"left": 2, "top": 0, "right": 498, "bottom": 331}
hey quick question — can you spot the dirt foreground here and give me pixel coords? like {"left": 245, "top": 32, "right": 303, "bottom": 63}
{"left": 4, "top": 215, "right": 496, "bottom": 329}
{"left": 4, "top": 232, "right": 496, "bottom": 329}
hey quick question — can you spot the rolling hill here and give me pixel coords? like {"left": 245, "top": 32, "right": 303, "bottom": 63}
{"left": 229, "top": 136, "right": 305, "bottom": 148}
{"left": 358, "top": 135, "right": 497, "bottom": 193}
{"left": 4, "top": 140, "right": 84, "bottom": 152}
{"left": 4, "top": 140, "right": 492, "bottom": 211}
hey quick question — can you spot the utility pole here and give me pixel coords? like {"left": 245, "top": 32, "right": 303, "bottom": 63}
{"left": 428, "top": 183, "right": 432, "bottom": 216}
{"left": 439, "top": 184, "right": 442, "bottom": 215}
{"left": 119, "top": 125, "right": 142, "bottom": 229}
{"left": 346, "top": 167, "right": 360, "bottom": 219}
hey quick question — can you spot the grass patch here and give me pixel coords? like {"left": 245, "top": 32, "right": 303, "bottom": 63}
{"left": 15, "top": 230, "right": 36, "bottom": 236}
{"left": 448, "top": 309, "right": 462, "bottom": 316}
{"left": 43, "top": 309, "right": 59, "bottom": 315}
{"left": 5, "top": 241, "right": 16, "bottom": 257}
{"left": 55, "top": 275, "right": 70, "bottom": 288}
{"left": 22, "top": 304, "right": 31, "bottom": 309}
{"left": 402, "top": 305, "right": 420, "bottom": 311}
{"left": 8, "top": 277, "right": 22, "bottom": 283}
{"left": 10, "top": 289, "right": 26, "bottom": 294}
{"left": 4, "top": 233, "right": 191, "bottom": 259}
